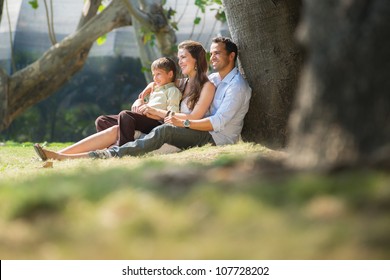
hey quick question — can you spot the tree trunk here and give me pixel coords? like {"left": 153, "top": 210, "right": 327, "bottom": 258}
{"left": 124, "top": 0, "right": 177, "bottom": 82}
{"left": 0, "top": 0, "right": 4, "bottom": 24}
{"left": 288, "top": 0, "right": 390, "bottom": 169}
{"left": 223, "top": 0, "right": 303, "bottom": 148}
{"left": 0, "top": 68, "right": 8, "bottom": 129}
{"left": 133, "top": 19, "right": 161, "bottom": 82}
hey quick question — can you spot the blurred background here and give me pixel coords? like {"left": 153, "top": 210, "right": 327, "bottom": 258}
{"left": 0, "top": 0, "right": 227, "bottom": 142}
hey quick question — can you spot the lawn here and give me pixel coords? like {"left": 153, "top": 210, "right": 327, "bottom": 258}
{"left": 0, "top": 142, "right": 389, "bottom": 259}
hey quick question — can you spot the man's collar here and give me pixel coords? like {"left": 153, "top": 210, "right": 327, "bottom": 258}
{"left": 220, "top": 67, "right": 239, "bottom": 84}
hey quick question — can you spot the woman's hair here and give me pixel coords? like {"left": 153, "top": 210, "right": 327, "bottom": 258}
{"left": 178, "top": 40, "right": 209, "bottom": 110}
{"left": 151, "top": 57, "right": 177, "bottom": 82}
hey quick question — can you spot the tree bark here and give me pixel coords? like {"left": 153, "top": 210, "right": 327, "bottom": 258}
{"left": 288, "top": 0, "right": 390, "bottom": 169}
{"left": 0, "top": 0, "right": 4, "bottom": 24}
{"left": 0, "top": 68, "right": 8, "bottom": 129}
{"left": 124, "top": 0, "right": 177, "bottom": 81}
{"left": 223, "top": 0, "right": 303, "bottom": 148}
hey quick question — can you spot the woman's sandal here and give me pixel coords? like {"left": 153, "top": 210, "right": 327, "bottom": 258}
{"left": 34, "top": 143, "right": 47, "bottom": 161}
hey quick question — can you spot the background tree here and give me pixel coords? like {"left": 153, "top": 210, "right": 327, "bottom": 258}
{"left": 0, "top": 0, "right": 3, "bottom": 23}
{"left": 223, "top": 0, "right": 302, "bottom": 148}
{"left": 0, "top": 0, "right": 177, "bottom": 132}
{"left": 288, "top": 0, "right": 390, "bottom": 169}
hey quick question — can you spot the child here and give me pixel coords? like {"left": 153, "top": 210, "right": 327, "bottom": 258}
{"left": 95, "top": 57, "right": 182, "bottom": 146}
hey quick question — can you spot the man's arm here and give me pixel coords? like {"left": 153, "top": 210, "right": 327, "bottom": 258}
{"left": 165, "top": 115, "right": 213, "bottom": 131}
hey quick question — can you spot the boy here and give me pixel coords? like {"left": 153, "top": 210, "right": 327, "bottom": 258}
{"left": 95, "top": 57, "right": 181, "bottom": 146}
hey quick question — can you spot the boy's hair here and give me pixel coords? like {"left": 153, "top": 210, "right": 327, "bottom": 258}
{"left": 151, "top": 57, "right": 177, "bottom": 82}
{"left": 212, "top": 36, "right": 238, "bottom": 63}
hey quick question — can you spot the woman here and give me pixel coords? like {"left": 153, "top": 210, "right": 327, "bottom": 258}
{"left": 34, "top": 40, "right": 215, "bottom": 160}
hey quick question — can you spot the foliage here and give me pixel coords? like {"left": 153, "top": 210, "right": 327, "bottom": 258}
{"left": 0, "top": 142, "right": 389, "bottom": 259}
{"left": 195, "top": 0, "right": 225, "bottom": 22}
{"left": 28, "top": 0, "right": 39, "bottom": 9}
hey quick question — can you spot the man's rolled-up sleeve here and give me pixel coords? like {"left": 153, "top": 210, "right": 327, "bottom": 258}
{"left": 209, "top": 82, "right": 247, "bottom": 132}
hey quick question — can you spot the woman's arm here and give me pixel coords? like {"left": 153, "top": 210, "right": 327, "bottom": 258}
{"left": 138, "top": 82, "right": 154, "bottom": 100}
{"left": 175, "top": 81, "right": 215, "bottom": 120}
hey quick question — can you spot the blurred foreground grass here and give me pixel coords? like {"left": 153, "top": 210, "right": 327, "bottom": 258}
{"left": 0, "top": 141, "right": 389, "bottom": 259}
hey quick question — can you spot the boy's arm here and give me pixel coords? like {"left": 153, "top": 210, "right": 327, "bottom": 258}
{"left": 140, "top": 87, "right": 182, "bottom": 120}
{"left": 131, "top": 98, "right": 144, "bottom": 113}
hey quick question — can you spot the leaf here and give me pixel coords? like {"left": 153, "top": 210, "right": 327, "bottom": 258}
{"left": 171, "top": 21, "right": 178, "bottom": 31}
{"left": 28, "top": 0, "right": 39, "bottom": 9}
{"left": 96, "top": 34, "right": 107, "bottom": 46}
{"left": 194, "top": 17, "right": 201, "bottom": 25}
{"left": 215, "top": 11, "right": 226, "bottom": 22}
{"left": 141, "top": 67, "right": 151, "bottom": 73}
{"left": 98, "top": 4, "right": 106, "bottom": 13}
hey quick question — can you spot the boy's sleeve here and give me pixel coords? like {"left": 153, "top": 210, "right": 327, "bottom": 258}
{"left": 166, "top": 87, "right": 182, "bottom": 112}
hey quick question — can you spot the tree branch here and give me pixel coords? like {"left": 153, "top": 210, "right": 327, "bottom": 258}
{"left": 6, "top": 0, "right": 132, "bottom": 124}
{"left": 43, "top": 0, "right": 57, "bottom": 45}
{"left": 123, "top": 0, "right": 152, "bottom": 27}
{"left": 77, "top": 0, "right": 103, "bottom": 30}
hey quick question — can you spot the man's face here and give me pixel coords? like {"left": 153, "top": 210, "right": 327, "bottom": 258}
{"left": 210, "top": 42, "right": 231, "bottom": 72}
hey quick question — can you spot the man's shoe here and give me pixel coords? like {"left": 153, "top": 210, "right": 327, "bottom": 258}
{"left": 88, "top": 149, "right": 113, "bottom": 159}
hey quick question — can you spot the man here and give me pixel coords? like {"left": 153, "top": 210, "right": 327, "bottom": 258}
{"left": 91, "top": 36, "right": 252, "bottom": 158}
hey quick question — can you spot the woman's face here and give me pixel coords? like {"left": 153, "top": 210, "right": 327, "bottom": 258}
{"left": 177, "top": 48, "right": 197, "bottom": 77}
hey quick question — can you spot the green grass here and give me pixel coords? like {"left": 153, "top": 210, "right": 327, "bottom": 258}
{"left": 0, "top": 141, "right": 389, "bottom": 259}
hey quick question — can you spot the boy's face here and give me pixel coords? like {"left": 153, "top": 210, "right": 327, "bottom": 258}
{"left": 152, "top": 68, "right": 173, "bottom": 87}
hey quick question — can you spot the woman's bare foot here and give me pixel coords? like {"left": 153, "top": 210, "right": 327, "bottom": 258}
{"left": 41, "top": 148, "right": 66, "bottom": 161}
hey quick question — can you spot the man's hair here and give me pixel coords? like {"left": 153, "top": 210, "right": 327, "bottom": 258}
{"left": 211, "top": 36, "right": 238, "bottom": 63}
{"left": 151, "top": 57, "right": 177, "bottom": 82}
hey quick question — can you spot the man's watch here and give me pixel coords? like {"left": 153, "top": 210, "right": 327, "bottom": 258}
{"left": 183, "top": 119, "right": 191, "bottom": 129}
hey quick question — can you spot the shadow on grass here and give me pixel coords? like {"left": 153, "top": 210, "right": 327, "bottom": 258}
{"left": 0, "top": 155, "right": 389, "bottom": 259}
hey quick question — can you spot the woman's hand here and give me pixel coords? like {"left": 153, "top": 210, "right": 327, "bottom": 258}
{"left": 164, "top": 114, "right": 183, "bottom": 127}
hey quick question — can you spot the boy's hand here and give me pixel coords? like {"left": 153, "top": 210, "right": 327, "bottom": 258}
{"left": 139, "top": 104, "right": 161, "bottom": 120}
{"left": 131, "top": 98, "right": 144, "bottom": 113}
{"left": 138, "top": 104, "right": 156, "bottom": 115}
